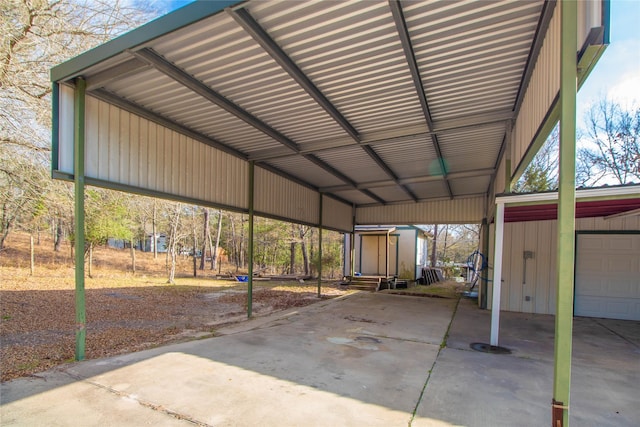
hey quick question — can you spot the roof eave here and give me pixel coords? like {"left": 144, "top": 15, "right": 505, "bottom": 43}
{"left": 50, "top": 0, "right": 244, "bottom": 83}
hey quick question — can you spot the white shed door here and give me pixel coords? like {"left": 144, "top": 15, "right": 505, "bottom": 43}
{"left": 575, "top": 234, "right": 640, "bottom": 320}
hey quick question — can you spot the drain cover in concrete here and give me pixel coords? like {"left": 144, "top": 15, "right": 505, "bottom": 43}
{"left": 470, "top": 342, "right": 512, "bottom": 354}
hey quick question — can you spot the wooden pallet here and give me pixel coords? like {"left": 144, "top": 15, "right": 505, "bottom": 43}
{"left": 341, "top": 275, "right": 396, "bottom": 292}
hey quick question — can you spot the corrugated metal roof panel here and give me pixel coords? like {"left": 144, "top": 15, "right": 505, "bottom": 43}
{"left": 439, "top": 123, "right": 506, "bottom": 173}
{"left": 369, "top": 185, "right": 413, "bottom": 204}
{"left": 406, "top": 181, "right": 450, "bottom": 200}
{"left": 314, "top": 146, "right": 391, "bottom": 183}
{"left": 371, "top": 135, "right": 436, "bottom": 179}
{"left": 331, "top": 189, "right": 379, "bottom": 206}
{"left": 404, "top": 0, "right": 543, "bottom": 121}
{"left": 263, "top": 156, "right": 345, "bottom": 188}
{"left": 152, "top": 13, "right": 350, "bottom": 145}
{"left": 449, "top": 176, "right": 492, "bottom": 197}
{"left": 248, "top": 0, "right": 426, "bottom": 134}
{"left": 53, "top": 0, "right": 609, "bottom": 221}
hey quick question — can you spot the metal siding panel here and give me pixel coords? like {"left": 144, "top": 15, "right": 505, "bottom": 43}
{"left": 356, "top": 196, "right": 485, "bottom": 224}
{"left": 58, "top": 85, "right": 75, "bottom": 174}
{"left": 129, "top": 115, "right": 139, "bottom": 187}
{"left": 84, "top": 96, "right": 100, "bottom": 178}
{"left": 512, "top": 7, "right": 560, "bottom": 172}
{"left": 322, "top": 196, "right": 353, "bottom": 232}
{"left": 83, "top": 96, "right": 249, "bottom": 210}
{"left": 119, "top": 109, "right": 130, "bottom": 185}
{"left": 255, "top": 167, "right": 319, "bottom": 224}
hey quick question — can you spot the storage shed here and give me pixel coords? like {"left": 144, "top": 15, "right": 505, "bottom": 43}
{"left": 345, "top": 225, "right": 429, "bottom": 280}
{"left": 488, "top": 185, "right": 640, "bottom": 321}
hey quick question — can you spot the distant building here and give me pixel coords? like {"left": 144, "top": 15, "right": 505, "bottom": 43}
{"left": 344, "top": 225, "right": 429, "bottom": 280}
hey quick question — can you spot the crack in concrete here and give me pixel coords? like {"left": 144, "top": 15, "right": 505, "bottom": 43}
{"left": 63, "top": 371, "right": 211, "bottom": 426}
{"left": 408, "top": 297, "right": 461, "bottom": 426}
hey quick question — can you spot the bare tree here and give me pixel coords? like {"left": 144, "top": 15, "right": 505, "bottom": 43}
{"left": 578, "top": 99, "right": 640, "bottom": 186}
{"left": 514, "top": 125, "right": 559, "bottom": 192}
{"left": 166, "top": 203, "right": 183, "bottom": 284}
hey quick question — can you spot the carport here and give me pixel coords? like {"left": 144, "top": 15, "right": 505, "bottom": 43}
{"left": 50, "top": 1, "right": 610, "bottom": 424}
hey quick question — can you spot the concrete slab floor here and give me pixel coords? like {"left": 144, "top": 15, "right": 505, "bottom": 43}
{"left": 416, "top": 299, "right": 640, "bottom": 427}
{"left": 1, "top": 293, "right": 457, "bottom": 427}
{"left": 2, "top": 294, "right": 638, "bottom": 426}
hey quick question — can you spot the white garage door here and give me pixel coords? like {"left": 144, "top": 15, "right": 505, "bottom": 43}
{"left": 575, "top": 234, "right": 640, "bottom": 320}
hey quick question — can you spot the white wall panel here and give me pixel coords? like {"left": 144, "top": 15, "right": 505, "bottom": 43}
{"left": 254, "top": 167, "right": 319, "bottom": 225}
{"left": 356, "top": 196, "right": 485, "bottom": 225}
{"left": 57, "top": 84, "right": 75, "bottom": 175}
{"left": 495, "top": 215, "right": 639, "bottom": 315}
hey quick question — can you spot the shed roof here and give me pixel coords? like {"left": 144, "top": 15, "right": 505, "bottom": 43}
{"left": 52, "top": 0, "right": 609, "bottom": 227}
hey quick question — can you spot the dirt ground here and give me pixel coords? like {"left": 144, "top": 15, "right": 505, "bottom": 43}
{"left": 0, "top": 233, "right": 351, "bottom": 382}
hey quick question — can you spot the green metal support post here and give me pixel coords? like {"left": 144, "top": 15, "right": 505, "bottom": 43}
{"left": 318, "top": 194, "right": 323, "bottom": 297}
{"left": 247, "top": 161, "right": 254, "bottom": 318}
{"left": 553, "top": 1, "right": 578, "bottom": 425}
{"left": 74, "top": 77, "right": 86, "bottom": 361}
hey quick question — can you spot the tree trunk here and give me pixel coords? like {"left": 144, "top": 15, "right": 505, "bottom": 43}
{"left": 30, "top": 234, "right": 35, "bottom": 276}
{"left": 200, "top": 208, "right": 210, "bottom": 270}
{"left": 430, "top": 224, "right": 438, "bottom": 267}
{"left": 211, "top": 210, "right": 222, "bottom": 270}
{"left": 88, "top": 243, "right": 93, "bottom": 279}
{"left": 54, "top": 218, "right": 63, "bottom": 252}
{"left": 130, "top": 239, "right": 136, "bottom": 275}
{"left": 192, "top": 209, "right": 198, "bottom": 277}
{"left": 442, "top": 225, "right": 450, "bottom": 261}
{"left": 289, "top": 225, "right": 297, "bottom": 274}
{"left": 299, "top": 226, "right": 310, "bottom": 276}
{"left": 152, "top": 200, "right": 158, "bottom": 260}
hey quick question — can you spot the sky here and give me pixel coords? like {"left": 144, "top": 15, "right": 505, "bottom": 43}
{"left": 576, "top": 1, "right": 640, "bottom": 123}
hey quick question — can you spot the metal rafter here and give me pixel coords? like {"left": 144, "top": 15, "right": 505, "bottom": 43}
{"left": 229, "top": 7, "right": 418, "bottom": 202}
{"left": 249, "top": 111, "right": 514, "bottom": 162}
{"left": 130, "top": 48, "right": 384, "bottom": 204}
{"left": 389, "top": 0, "right": 453, "bottom": 199}
{"left": 321, "top": 168, "right": 495, "bottom": 193}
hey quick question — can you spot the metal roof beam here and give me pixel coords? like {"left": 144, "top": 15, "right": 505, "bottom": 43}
{"left": 389, "top": 0, "right": 453, "bottom": 198}
{"left": 230, "top": 7, "right": 415, "bottom": 202}
{"left": 132, "top": 48, "right": 380, "bottom": 203}
{"left": 132, "top": 48, "right": 300, "bottom": 153}
{"left": 228, "top": 7, "right": 360, "bottom": 142}
{"left": 85, "top": 58, "right": 150, "bottom": 91}
{"left": 321, "top": 168, "right": 495, "bottom": 192}
{"left": 249, "top": 112, "right": 513, "bottom": 161}
{"left": 361, "top": 146, "right": 419, "bottom": 201}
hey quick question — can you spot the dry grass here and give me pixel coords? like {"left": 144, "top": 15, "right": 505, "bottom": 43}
{"left": 0, "top": 232, "right": 349, "bottom": 382}
{"left": 382, "top": 280, "right": 465, "bottom": 299}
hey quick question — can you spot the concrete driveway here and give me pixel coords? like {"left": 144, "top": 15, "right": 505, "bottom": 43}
{"left": 1, "top": 293, "right": 638, "bottom": 426}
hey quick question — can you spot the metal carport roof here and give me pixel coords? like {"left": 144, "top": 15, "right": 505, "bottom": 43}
{"left": 52, "top": 0, "right": 607, "bottom": 229}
